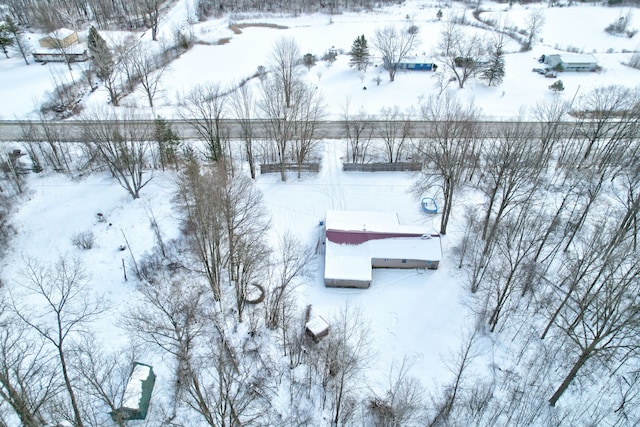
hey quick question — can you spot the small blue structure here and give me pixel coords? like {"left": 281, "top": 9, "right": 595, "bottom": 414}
{"left": 422, "top": 197, "right": 438, "bottom": 214}
{"left": 387, "top": 56, "right": 437, "bottom": 71}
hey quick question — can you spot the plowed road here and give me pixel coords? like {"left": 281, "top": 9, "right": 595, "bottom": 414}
{"left": 0, "top": 119, "right": 582, "bottom": 142}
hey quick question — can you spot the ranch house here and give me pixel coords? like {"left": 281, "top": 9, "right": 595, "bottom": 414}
{"left": 324, "top": 210, "right": 442, "bottom": 288}
{"left": 543, "top": 53, "right": 598, "bottom": 72}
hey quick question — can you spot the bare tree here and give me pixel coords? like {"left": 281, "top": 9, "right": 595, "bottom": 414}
{"left": 523, "top": 8, "right": 545, "bottom": 51}
{"left": 437, "top": 19, "right": 485, "bottom": 89}
{"left": 179, "top": 83, "right": 228, "bottom": 162}
{"left": 428, "top": 328, "right": 482, "bottom": 426}
{"left": 373, "top": 24, "right": 420, "bottom": 82}
{"left": 182, "top": 332, "right": 270, "bottom": 427}
{"left": 11, "top": 257, "right": 105, "bottom": 427}
{"left": 376, "top": 105, "right": 413, "bottom": 163}
{"left": 174, "top": 160, "right": 225, "bottom": 301}
{"left": 269, "top": 36, "right": 304, "bottom": 108}
{"left": 342, "top": 99, "right": 373, "bottom": 164}
{"left": 290, "top": 83, "right": 326, "bottom": 178}
{"left": 218, "top": 172, "right": 271, "bottom": 323}
{"left": 311, "top": 305, "right": 370, "bottom": 426}
{"left": 369, "top": 358, "right": 426, "bottom": 427}
{"left": 264, "top": 232, "right": 314, "bottom": 350}
{"left": 0, "top": 299, "right": 58, "bottom": 427}
{"left": 478, "top": 118, "right": 542, "bottom": 257}
{"left": 83, "top": 108, "right": 154, "bottom": 199}
{"left": 72, "top": 338, "right": 141, "bottom": 427}
{"left": 131, "top": 45, "right": 166, "bottom": 108}
{"left": 258, "top": 77, "right": 296, "bottom": 182}
{"left": 548, "top": 239, "right": 640, "bottom": 406}
{"left": 413, "top": 91, "right": 481, "bottom": 234}
{"left": 140, "top": 0, "right": 161, "bottom": 41}
{"left": 229, "top": 83, "right": 258, "bottom": 179}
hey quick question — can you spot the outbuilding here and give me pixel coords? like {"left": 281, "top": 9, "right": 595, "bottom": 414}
{"left": 38, "top": 28, "right": 80, "bottom": 49}
{"left": 111, "top": 362, "right": 156, "bottom": 421}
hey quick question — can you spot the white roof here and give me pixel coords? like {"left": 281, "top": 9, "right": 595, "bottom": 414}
{"left": 324, "top": 235, "right": 442, "bottom": 282}
{"left": 398, "top": 56, "right": 435, "bottom": 63}
{"left": 557, "top": 53, "right": 597, "bottom": 64}
{"left": 122, "top": 364, "right": 151, "bottom": 410}
{"left": 48, "top": 28, "right": 76, "bottom": 39}
{"left": 326, "top": 210, "right": 426, "bottom": 235}
{"left": 325, "top": 243, "right": 372, "bottom": 281}
{"left": 306, "top": 316, "right": 330, "bottom": 335}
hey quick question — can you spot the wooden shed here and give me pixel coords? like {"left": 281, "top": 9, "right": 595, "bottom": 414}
{"left": 38, "top": 28, "right": 79, "bottom": 48}
{"left": 305, "top": 316, "right": 330, "bottom": 342}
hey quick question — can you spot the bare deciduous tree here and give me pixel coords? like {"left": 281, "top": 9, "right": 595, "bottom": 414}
{"left": 342, "top": 99, "right": 373, "bottom": 164}
{"left": 376, "top": 105, "right": 413, "bottom": 163}
{"left": 179, "top": 83, "right": 228, "bottom": 162}
{"left": 0, "top": 299, "right": 57, "bottom": 427}
{"left": 524, "top": 8, "right": 545, "bottom": 51}
{"left": 12, "top": 257, "right": 105, "bottom": 427}
{"left": 373, "top": 24, "right": 420, "bottom": 82}
{"left": 413, "top": 91, "right": 481, "bottom": 234}
{"left": 437, "top": 19, "right": 485, "bottom": 89}
{"left": 269, "top": 36, "right": 304, "bottom": 108}
{"left": 83, "top": 108, "right": 154, "bottom": 199}
{"left": 230, "top": 83, "right": 258, "bottom": 179}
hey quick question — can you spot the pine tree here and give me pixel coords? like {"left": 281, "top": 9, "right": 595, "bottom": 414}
{"left": 481, "top": 48, "right": 505, "bottom": 87}
{"left": 349, "top": 34, "right": 371, "bottom": 72}
{"left": 87, "top": 26, "right": 114, "bottom": 81}
{"left": 0, "top": 23, "right": 14, "bottom": 58}
{"left": 4, "top": 15, "right": 29, "bottom": 65}
{"left": 549, "top": 79, "right": 564, "bottom": 92}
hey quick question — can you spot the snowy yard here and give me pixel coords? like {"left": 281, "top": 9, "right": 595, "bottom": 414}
{"left": 2, "top": 0, "right": 640, "bottom": 425}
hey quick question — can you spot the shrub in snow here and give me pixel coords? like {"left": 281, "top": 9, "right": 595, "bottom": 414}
{"left": 71, "top": 230, "right": 95, "bottom": 250}
{"left": 549, "top": 80, "right": 565, "bottom": 93}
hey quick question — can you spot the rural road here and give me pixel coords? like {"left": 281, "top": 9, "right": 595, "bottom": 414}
{"left": 0, "top": 119, "right": 583, "bottom": 142}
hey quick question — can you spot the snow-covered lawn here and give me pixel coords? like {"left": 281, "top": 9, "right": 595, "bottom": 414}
{"left": 2, "top": 1, "right": 640, "bottom": 120}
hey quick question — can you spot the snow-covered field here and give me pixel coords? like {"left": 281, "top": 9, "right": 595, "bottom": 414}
{"left": 1, "top": 1, "right": 640, "bottom": 120}
{"left": 2, "top": 1, "right": 640, "bottom": 425}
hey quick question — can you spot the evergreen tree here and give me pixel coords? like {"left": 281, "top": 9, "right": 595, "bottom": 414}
{"left": 0, "top": 23, "right": 14, "bottom": 58}
{"left": 349, "top": 34, "right": 371, "bottom": 72}
{"left": 87, "top": 26, "right": 114, "bottom": 81}
{"left": 154, "top": 116, "right": 182, "bottom": 171}
{"left": 549, "top": 79, "right": 564, "bottom": 92}
{"left": 4, "top": 15, "right": 29, "bottom": 65}
{"left": 481, "top": 48, "right": 505, "bottom": 87}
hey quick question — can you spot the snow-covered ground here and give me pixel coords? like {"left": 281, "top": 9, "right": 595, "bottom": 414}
{"left": 1, "top": 1, "right": 640, "bottom": 120}
{"left": 2, "top": 1, "right": 640, "bottom": 424}
{"left": 0, "top": 139, "right": 474, "bottom": 423}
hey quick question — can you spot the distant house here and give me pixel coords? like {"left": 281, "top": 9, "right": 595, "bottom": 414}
{"left": 543, "top": 53, "right": 598, "bottom": 72}
{"left": 324, "top": 210, "right": 442, "bottom": 288}
{"left": 385, "top": 56, "right": 437, "bottom": 71}
{"left": 38, "top": 28, "right": 79, "bottom": 48}
{"left": 111, "top": 362, "right": 156, "bottom": 421}
{"left": 33, "top": 28, "right": 88, "bottom": 63}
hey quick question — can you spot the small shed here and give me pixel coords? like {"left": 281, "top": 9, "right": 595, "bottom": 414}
{"left": 305, "top": 316, "right": 330, "bottom": 342}
{"left": 38, "top": 28, "right": 79, "bottom": 48}
{"left": 112, "top": 362, "right": 156, "bottom": 421}
{"left": 543, "top": 53, "right": 598, "bottom": 72}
